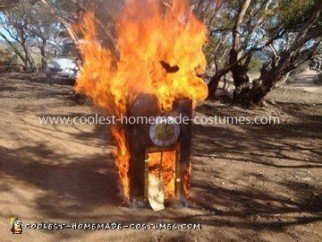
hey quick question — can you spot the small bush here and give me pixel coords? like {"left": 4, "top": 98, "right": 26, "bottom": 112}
{"left": 313, "top": 73, "right": 322, "bottom": 85}
{"left": 0, "top": 48, "right": 18, "bottom": 72}
{"left": 285, "top": 75, "right": 294, "bottom": 84}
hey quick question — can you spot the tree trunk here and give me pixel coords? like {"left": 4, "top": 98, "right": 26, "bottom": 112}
{"left": 207, "top": 67, "right": 231, "bottom": 99}
{"left": 40, "top": 43, "right": 46, "bottom": 71}
{"left": 229, "top": 0, "right": 253, "bottom": 104}
{"left": 22, "top": 46, "right": 35, "bottom": 72}
{"left": 20, "top": 37, "right": 36, "bottom": 72}
{"left": 237, "top": 57, "right": 291, "bottom": 106}
{"left": 207, "top": 75, "right": 221, "bottom": 99}
{"left": 229, "top": 49, "right": 252, "bottom": 103}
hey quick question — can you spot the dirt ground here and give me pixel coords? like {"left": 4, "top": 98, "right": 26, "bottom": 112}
{"left": 0, "top": 72, "right": 321, "bottom": 242}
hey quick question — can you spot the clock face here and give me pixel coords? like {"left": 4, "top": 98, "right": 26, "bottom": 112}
{"left": 149, "top": 116, "right": 180, "bottom": 147}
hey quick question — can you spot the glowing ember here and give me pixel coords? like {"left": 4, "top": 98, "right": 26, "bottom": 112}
{"left": 147, "top": 151, "right": 177, "bottom": 199}
{"left": 183, "top": 162, "right": 192, "bottom": 198}
{"left": 75, "top": 0, "right": 208, "bottom": 200}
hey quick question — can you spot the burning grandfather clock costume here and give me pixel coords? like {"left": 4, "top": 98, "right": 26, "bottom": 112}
{"left": 126, "top": 87, "right": 193, "bottom": 210}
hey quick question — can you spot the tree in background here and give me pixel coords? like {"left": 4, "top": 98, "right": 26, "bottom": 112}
{"left": 0, "top": 0, "right": 59, "bottom": 71}
{"left": 231, "top": 0, "right": 322, "bottom": 106}
{"left": 198, "top": 0, "right": 322, "bottom": 106}
{"left": 39, "top": 0, "right": 119, "bottom": 55}
{"left": 0, "top": 1, "right": 36, "bottom": 71}
{"left": 0, "top": 0, "right": 120, "bottom": 71}
{"left": 28, "top": 2, "right": 59, "bottom": 71}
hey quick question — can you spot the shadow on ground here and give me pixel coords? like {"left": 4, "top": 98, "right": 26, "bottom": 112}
{"left": 0, "top": 100, "right": 321, "bottom": 239}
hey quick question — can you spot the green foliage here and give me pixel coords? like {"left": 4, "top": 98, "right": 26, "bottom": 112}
{"left": 248, "top": 57, "right": 262, "bottom": 73}
{"left": 278, "top": 0, "right": 316, "bottom": 30}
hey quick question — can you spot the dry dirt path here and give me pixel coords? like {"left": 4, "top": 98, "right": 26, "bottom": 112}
{"left": 0, "top": 74, "right": 321, "bottom": 241}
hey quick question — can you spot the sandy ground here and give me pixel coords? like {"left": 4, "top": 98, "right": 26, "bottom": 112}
{"left": 0, "top": 72, "right": 321, "bottom": 242}
{"left": 287, "top": 70, "right": 322, "bottom": 94}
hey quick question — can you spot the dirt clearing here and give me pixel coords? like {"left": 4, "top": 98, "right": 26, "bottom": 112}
{"left": 0, "top": 73, "right": 321, "bottom": 241}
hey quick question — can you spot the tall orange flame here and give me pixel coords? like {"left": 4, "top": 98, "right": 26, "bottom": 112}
{"left": 75, "top": 0, "right": 208, "bottom": 200}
